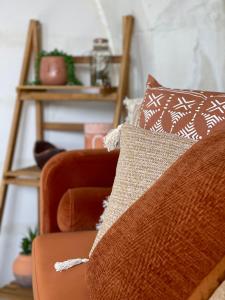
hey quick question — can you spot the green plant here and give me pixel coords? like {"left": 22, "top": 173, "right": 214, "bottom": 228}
{"left": 20, "top": 227, "right": 38, "bottom": 255}
{"left": 34, "top": 49, "right": 82, "bottom": 85}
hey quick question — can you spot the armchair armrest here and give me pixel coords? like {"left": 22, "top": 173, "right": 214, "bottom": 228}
{"left": 40, "top": 149, "right": 119, "bottom": 234}
{"left": 57, "top": 186, "right": 112, "bottom": 232}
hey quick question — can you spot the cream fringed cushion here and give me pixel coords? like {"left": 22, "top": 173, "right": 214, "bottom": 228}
{"left": 90, "top": 124, "right": 195, "bottom": 253}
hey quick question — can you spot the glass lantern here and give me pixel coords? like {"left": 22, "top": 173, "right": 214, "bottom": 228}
{"left": 90, "top": 38, "right": 111, "bottom": 87}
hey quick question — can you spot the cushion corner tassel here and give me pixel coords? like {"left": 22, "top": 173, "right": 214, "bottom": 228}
{"left": 104, "top": 124, "right": 123, "bottom": 151}
{"left": 54, "top": 258, "right": 89, "bottom": 272}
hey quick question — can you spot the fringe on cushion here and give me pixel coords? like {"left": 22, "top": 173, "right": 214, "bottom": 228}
{"left": 96, "top": 215, "right": 104, "bottom": 231}
{"left": 54, "top": 258, "right": 89, "bottom": 272}
{"left": 96, "top": 197, "right": 109, "bottom": 230}
{"left": 103, "top": 198, "right": 109, "bottom": 208}
{"left": 104, "top": 124, "right": 123, "bottom": 151}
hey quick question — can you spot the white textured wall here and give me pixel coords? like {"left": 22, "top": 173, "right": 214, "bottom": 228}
{"left": 0, "top": 0, "right": 224, "bottom": 286}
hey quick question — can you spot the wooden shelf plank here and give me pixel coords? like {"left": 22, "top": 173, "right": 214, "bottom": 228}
{"left": 5, "top": 166, "right": 40, "bottom": 178}
{"left": 18, "top": 85, "right": 117, "bottom": 93}
{"left": 44, "top": 122, "right": 84, "bottom": 132}
{"left": 0, "top": 282, "right": 33, "bottom": 299}
{"left": 4, "top": 178, "right": 40, "bottom": 187}
{"left": 4, "top": 166, "right": 40, "bottom": 187}
{"left": 73, "top": 55, "right": 122, "bottom": 64}
{"left": 20, "top": 91, "right": 117, "bottom": 101}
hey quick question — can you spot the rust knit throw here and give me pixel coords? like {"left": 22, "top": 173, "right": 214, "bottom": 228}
{"left": 87, "top": 130, "right": 225, "bottom": 300}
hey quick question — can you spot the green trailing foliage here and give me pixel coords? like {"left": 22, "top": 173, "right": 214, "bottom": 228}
{"left": 20, "top": 227, "right": 38, "bottom": 255}
{"left": 33, "top": 49, "right": 82, "bottom": 85}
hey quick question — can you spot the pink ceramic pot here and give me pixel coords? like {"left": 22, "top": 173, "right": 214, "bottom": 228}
{"left": 39, "top": 56, "right": 67, "bottom": 85}
{"left": 13, "top": 255, "right": 32, "bottom": 287}
{"left": 84, "top": 123, "right": 112, "bottom": 149}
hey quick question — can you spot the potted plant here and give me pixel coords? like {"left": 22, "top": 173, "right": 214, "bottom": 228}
{"left": 12, "top": 227, "right": 37, "bottom": 287}
{"left": 35, "top": 49, "right": 82, "bottom": 86}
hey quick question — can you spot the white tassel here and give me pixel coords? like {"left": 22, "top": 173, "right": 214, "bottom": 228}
{"left": 104, "top": 124, "right": 123, "bottom": 151}
{"left": 54, "top": 258, "right": 89, "bottom": 272}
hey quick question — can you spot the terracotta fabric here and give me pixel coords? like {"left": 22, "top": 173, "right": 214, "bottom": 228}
{"left": 87, "top": 129, "right": 225, "bottom": 300}
{"left": 32, "top": 231, "right": 96, "bottom": 300}
{"left": 147, "top": 73, "right": 161, "bottom": 88}
{"left": 40, "top": 149, "right": 119, "bottom": 234}
{"left": 139, "top": 74, "right": 225, "bottom": 140}
{"left": 57, "top": 187, "right": 112, "bottom": 232}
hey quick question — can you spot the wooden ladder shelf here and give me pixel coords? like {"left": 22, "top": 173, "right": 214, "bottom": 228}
{"left": 0, "top": 15, "right": 134, "bottom": 228}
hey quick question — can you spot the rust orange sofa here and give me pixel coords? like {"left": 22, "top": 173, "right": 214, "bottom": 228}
{"left": 32, "top": 149, "right": 119, "bottom": 300}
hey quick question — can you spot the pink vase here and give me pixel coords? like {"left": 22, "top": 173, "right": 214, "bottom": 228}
{"left": 84, "top": 123, "right": 112, "bottom": 149}
{"left": 13, "top": 255, "right": 32, "bottom": 287}
{"left": 39, "top": 56, "right": 67, "bottom": 85}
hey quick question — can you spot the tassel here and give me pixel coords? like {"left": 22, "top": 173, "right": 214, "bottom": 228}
{"left": 104, "top": 124, "right": 123, "bottom": 151}
{"left": 54, "top": 258, "right": 89, "bottom": 272}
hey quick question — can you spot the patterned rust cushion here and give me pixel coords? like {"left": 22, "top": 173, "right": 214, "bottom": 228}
{"left": 139, "top": 74, "right": 225, "bottom": 140}
{"left": 87, "top": 129, "right": 225, "bottom": 300}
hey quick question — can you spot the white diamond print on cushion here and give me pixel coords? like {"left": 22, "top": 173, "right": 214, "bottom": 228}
{"left": 139, "top": 75, "right": 225, "bottom": 140}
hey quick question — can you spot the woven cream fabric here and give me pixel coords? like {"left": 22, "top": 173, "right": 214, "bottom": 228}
{"left": 209, "top": 281, "right": 225, "bottom": 300}
{"left": 90, "top": 124, "right": 195, "bottom": 254}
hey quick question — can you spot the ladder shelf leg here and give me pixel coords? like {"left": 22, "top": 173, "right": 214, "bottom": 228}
{"left": 113, "top": 15, "right": 134, "bottom": 127}
{"left": 0, "top": 20, "right": 41, "bottom": 229}
{"left": 0, "top": 97, "right": 24, "bottom": 228}
{"left": 0, "top": 183, "right": 8, "bottom": 226}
